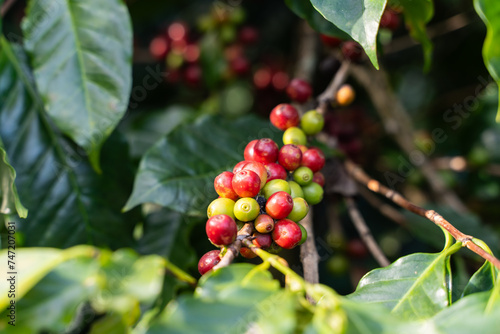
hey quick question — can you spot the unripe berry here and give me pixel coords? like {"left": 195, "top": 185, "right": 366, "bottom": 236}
{"left": 302, "top": 182, "right": 324, "bottom": 205}
{"left": 288, "top": 181, "right": 304, "bottom": 198}
{"left": 320, "top": 34, "right": 343, "bottom": 48}
{"left": 198, "top": 250, "right": 221, "bottom": 275}
{"left": 293, "top": 166, "right": 314, "bottom": 186}
{"left": 336, "top": 84, "right": 355, "bottom": 106}
{"left": 272, "top": 219, "right": 302, "bottom": 249}
{"left": 234, "top": 197, "right": 260, "bottom": 222}
{"left": 252, "top": 232, "right": 272, "bottom": 248}
{"left": 240, "top": 247, "right": 257, "bottom": 259}
{"left": 207, "top": 198, "right": 236, "bottom": 219}
{"left": 287, "top": 197, "right": 309, "bottom": 222}
{"left": 243, "top": 140, "right": 258, "bottom": 161}
{"left": 278, "top": 144, "right": 303, "bottom": 171}
{"left": 341, "top": 41, "right": 364, "bottom": 62}
{"left": 283, "top": 127, "right": 307, "bottom": 146}
{"left": 312, "top": 172, "right": 325, "bottom": 187}
{"left": 242, "top": 161, "right": 268, "bottom": 189}
{"left": 297, "top": 222, "right": 307, "bottom": 245}
{"left": 206, "top": 214, "right": 238, "bottom": 246}
{"left": 254, "top": 214, "right": 275, "bottom": 233}
{"left": 264, "top": 162, "right": 288, "bottom": 181}
{"left": 286, "top": 78, "right": 312, "bottom": 104}
{"left": 301, "top": 110, "right": 324, "bottom": 135}
{"left": 262, "top": 179, "right": 291, "bottom": 199}
{"left": 266, "top": 191, "right": 294, "bottom": 219}
{"left": 253, "top": 138, "right": 279, "bottom": 164}
{"left": 270, "top": 104, "right": 300, "bottom": 131}
{"left": 301, "top": 148, "right": 325, "bottom": 173}
{"left": 214, "top": 171, "right": 239, "bottom": 201}
{"left": 232, "top": 170, "right": 261, "bottom": 198}
{"left": 267, "top": 242, "right": 283, "bottom": 254}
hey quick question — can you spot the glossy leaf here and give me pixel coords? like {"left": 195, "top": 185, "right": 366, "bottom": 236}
{"left": 124, "top": 115, "right": 282, "bottom": 217}
{"left": 0, "top": 39, "right": 135, "bottom": 248}
{"left": 309, "top": 0, "right": 387, "bottom": 68}
{"left": 147, "top": 264, "right": 297, "bottom": 334}
{"left": 284, "top": 0, "right": 350, "bottom": 39}
{"left": 348, "top": 245, "right": 461, "bottom": 320}
{"left": 463, "top": 261, "right": 498, "bottom": 296}
{"left": 21, "top": 0, "right": 133, "bottom": 171}
{"left": 0, "top": 141, "right": 27, "bottom": 218}
{"left": 474, "top": 0, "right": 500, "bottom": 121}
{"left": 393, "top": 0, "right": 434, "bottom": 71}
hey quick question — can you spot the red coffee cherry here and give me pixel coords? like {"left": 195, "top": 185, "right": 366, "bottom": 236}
{"left": 232, "top": 169, "right": 261, "bottom": 198}
{"left": 278, "top": 144, "right": 303, "bottom": 171}
{"left": 272, "top": 219, "right": 302, "bottom": 249}
{"left": 214, "top": 171, "right": 239, "bottom": 201}
{"left": 198, "top": 250, "right": 221, "bottom": 275}
{"left": 270, "top": 104, "right": 300, "bottom": 131}
{"left": 206, "top": 214, "right": 238, "bottom": 246}
{"left": 264, "top": 162, "right": 288, "bottom": 182}
{"left": 253, "top": 138, "right": 279, "bottom": 164}
{"left": 301, "top": 148, "right": 325, "bottom": 173}
{"left": 266, "top": 191, "right": 294, "bottom": 219}
{"left": 286, "top": 78, "right": 312, "bottom": 104}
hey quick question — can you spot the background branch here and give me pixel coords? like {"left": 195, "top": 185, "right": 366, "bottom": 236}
{"left": 300, "top": 210, "right": 320, "bottom": 283}
{"left": 1, "top": 0, "right": 16, "bottom": 17}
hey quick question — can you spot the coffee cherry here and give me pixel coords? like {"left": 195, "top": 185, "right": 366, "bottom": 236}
{"left": 207, "top": 198, "right": 236, "bottom": 219}
{"left": 301, "top": 110, "right": 324, "bottom": 136}
{"left": 254, "top": 214, "right": 275, "bottom": 233}
{"left": 297, "top": 145, "right": 308, "bottom": 154}
{"left": 234, "top": 197, "right": 260, "bottom": 222}
{"left": 240, "top": 247, "right": 257, "bottom": 259}
{"left": 380, "top": 9, "right": 400, "bottom": 31}
{"left": 341, "top": 41, "right": 364, "bottom": 62}
{"left": 320, "top": 34, "right": 343, "bottom": 48}
{"left": 232, "top": 169, "right": 261, "bottom": 198}
{"left": 214, "top": 171, "right": 239, "bottom": 201}
{"left": 149, "top": 36, "right": 169, "bottom": 60}
{"left": 233, "top": 160, "right": 250, "bottom": 174}
{"left": 336, "top": 84, "right": 355, "bottom": 106}
{"left": 198, "top": 250, "right": 221, "bottom": 275}
{"left": 206, "top": 214, "right": 238, "bottom": 246}
{"left": 288, "top": 181, "right": 304, "bottom": 198}
{"left": 347, "top": 239, "right": 369, "bottom": 258}
{"left": 243, "top": 140, "right": 258, "bottom": 161}
{"left": 293, "top": 166, "right": 313, "bottom": 186}
{"left": 252, "top": 232, "right": 272, "bottom": 248}
{"left": 278, "top": 144, "right": 303, "bottom": 171}
{"left": 264, "top": 162, "right": 288, "bottom": 181}
{"left": 312, "top": 172, "right": 325, "bottom": 187}
{"left": 270, "top": 104, "right": 300, "bottom": 131}
{"left": 283, "top": 127, "right": 307, "bottom": 146}
{"left": 242, "top": 161, "right": 268, "bottom": 189}
{"left": 272, "top": 219, "right": 302, "bottom": 249}
{"left": 239, "top": 26, "right": 259, "bottom": 45}
{"left": 266, "top": 191, "right": 294, "bottom": 219}
{"left": 287, "top": 197, "right": 309, "bottom": 222}
{"left": 262, "top": 179, "right": 291, "bottom": 199}
{"left": 286, "top": 78, "right": 312, "bottom": 104}
{"left": 230, "top": 56, "right": 250, "bottom": 76}
{"left": 301, "top": 148, "right": 325, "bottom": 173}
{"left": 267, "top": 242, "right": 283, "bottom": 254}
{"left": 327, "top": 254, "right": 349, "bottom": 276}
{"left": 184, "top": 64, "right": 202, "bottom": 86}
{"left": 302, "top": 182, "right": 324, "bottom": 205}
{"left": 253, "top": 138, "right": 279, "bottom": 164}
{"left": 297, "top": 222, "right": 307, "bottom": 245}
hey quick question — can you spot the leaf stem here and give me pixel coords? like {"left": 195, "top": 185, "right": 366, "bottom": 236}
{"left": 164, "top": 258, "right": 197, "bottom": 287}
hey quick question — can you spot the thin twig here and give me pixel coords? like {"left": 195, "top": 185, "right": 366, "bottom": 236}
{"left": 1, "top": 0, "right": 16, "bottom": 17}
{"left": 345, "top": 197, "right": 391, "bottom": 267}
{"left": 345, "top": 159, "right": 500, "bottom": 270}
{"left": 293, "top": 21, "right": 318, "bottom": 82}
{"left": 212, "top": 222, "right": 254, "bottom": 270}
{"left": 300, "top": 209, "right": 320, "bottom": 284}
{"left": 317, "top": 60, "right": 351, "bottom": 115}
{"left": 349, "top": 64, "right": 468, "bottom": 213}
{"left": 356, "top": 185, "right": 408, "bottom": 227}
{"left": 432, "top": 156, "right": 500, "bottom": 177}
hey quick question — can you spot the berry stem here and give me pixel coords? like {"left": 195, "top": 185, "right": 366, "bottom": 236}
{"left": 316, "top": 60, "right": 351, "bottom": 115}
{"left": 164, "top": 258, "right": 197, "bottom": 287}
{"left": 345, "top": 159, "right": 500, "bottom": 270}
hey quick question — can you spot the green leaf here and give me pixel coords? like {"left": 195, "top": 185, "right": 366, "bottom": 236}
{"left": 474, "top": 0, "right": 500, "bottom": 122}
{"left": 0, "top": 140, "right": 27, "bottom": 218}
{"left": 21, "top": 0, "right": 133, "bottom": 172}
{"left": 0, "top": 39, "right": 135, "bottom": 248}
{"left": 309, "top": 0, "right": 387, "bottom": 68}
{"left": 148, "top": 264, "right": 298, "bottom": 334}
{"left": 284, "top": 0, "right": 350, "bottom": 39}
{"left": 463, "top": 261, "right": 498, "bottom": 297}
{"left": 0, "top": 257, "right": 100, "bottom": 333}
{"left": 348, "top": 243, "right": 462, "bottom": 320}
{"left": 393, "top": 0, "right": 434, "bottom": 72}
{"left": 124, "top": 115, "right": 282, "bottom": 217}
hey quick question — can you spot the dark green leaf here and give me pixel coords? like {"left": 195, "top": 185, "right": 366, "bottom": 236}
{"left": 21, "top": 0, "right": 133, "bottom": 171}
{"left": 0, "top": 140, "right": 27, "bottom": 218}
{"left": 148, "top": 264, "right": 297, "bottom": 334}
{"left": 474, "top": 0, "right": 500, "bottom": 121}
{"left": 0, "top": 39, "right": 135, "bottom": 248}
{"left": 124, "top": 115, "right": 282, "bottom": 217}
{"left": 348, "top": 245, "right": 461, "bottom": 320}
{"left": 284, "top": 0, "right": 350, "bottom": 39}
{"left": 463, "top": 261, "right": 498, "bottom": 296}
{"left": 309, "top": 0, "right": 387, "bottom": 68}
{"left": 395, "top": 0, "right": 434, "bottom": 71}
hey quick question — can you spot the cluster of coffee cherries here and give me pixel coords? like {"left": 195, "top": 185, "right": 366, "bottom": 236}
{"left": 198, "top": 103, "right": 326, "bottom": 275}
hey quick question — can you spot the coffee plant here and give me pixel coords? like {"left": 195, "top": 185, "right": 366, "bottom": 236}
{"left": 1, "top": 0, "right": 500, "bottom": 333}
